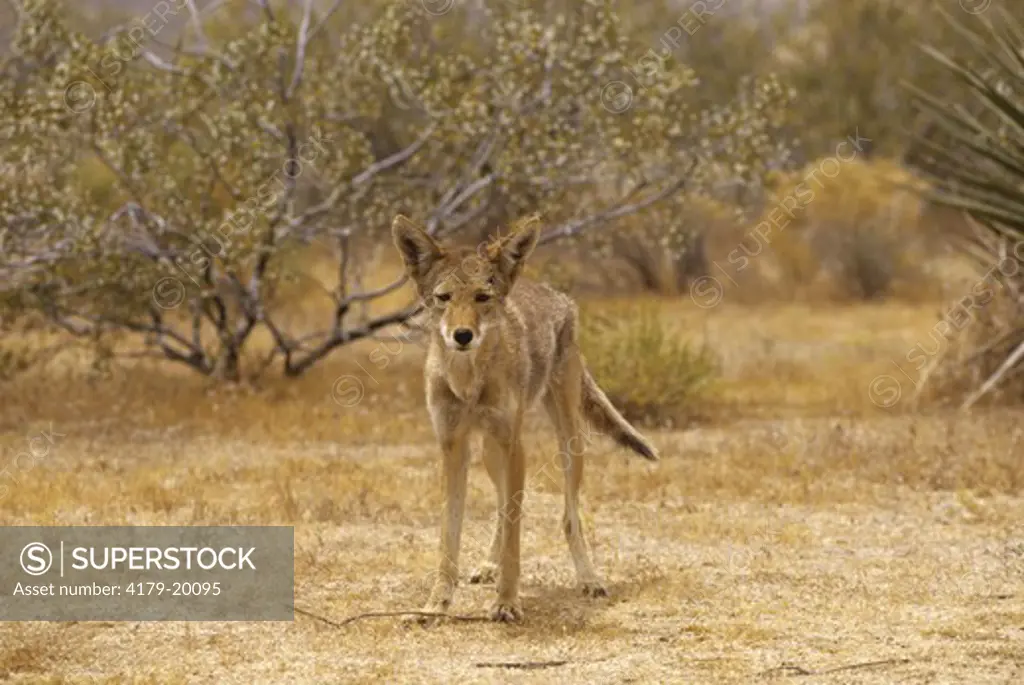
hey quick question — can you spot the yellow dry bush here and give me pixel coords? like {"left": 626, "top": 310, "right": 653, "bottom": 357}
{"left": 746, "top": 158, "right": 935, "bottom": 301}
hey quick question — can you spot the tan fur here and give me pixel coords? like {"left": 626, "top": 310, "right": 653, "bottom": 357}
{"left": 392, "top": 214, "right": 658, "bottom": 624}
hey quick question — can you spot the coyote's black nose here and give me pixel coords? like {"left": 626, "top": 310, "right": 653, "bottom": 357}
{"left": 453, "top": 329, "right": 474, "bottom": 347}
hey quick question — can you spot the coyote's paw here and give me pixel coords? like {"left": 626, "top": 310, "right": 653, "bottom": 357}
{"left": 469, "top": 563, "right": 497, "bottom": 585}
{"left": 402, "top": 600, "right": 450, "bottom": 628}
{"left": 489, "top": 599, "right": 523, "bottom": 623}
{"left": 402, "top": 613, "right": 440, "bottom": 628}
{"left": 581, "top": 582, "right": 608, "bottom": 598}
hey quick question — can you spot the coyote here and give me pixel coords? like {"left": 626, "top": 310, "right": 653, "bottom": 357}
{"left": 392, "top": 214, "right": 658, "bottom": 624}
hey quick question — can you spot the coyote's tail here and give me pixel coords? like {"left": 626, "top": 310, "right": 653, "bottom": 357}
{"left": 581, "top": 368, "right": 659, "bottom": 461}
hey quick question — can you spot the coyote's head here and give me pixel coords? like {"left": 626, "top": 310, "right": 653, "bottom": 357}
{"left": 391, "top": 215, "right": 540, "bottom": 352}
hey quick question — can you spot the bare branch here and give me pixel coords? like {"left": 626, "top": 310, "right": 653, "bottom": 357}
{"left": 257, "top": 0, "right": 275, "bottom": 24}
{"left": 139, "top": 50, "right": 187, "bottom": 75}
{"left": 289, "top": 123, "right": 437, "bottom": 228}
{"left": 309, "top": 0, "right": 345, "bottom": 41}
{"left": 184, "top": 1, "right": 209, "bottom": 50}
{"left": 286, "top": 0, "right": 314, "bottom": 100}
{"left": 284, "top": 303, "right": 422, "bottom": 377}
{"left": 961, "top": 338, "right": 1024, "bottom": 410}
{"left": 429, "top": 174, "right": 495, "bottom": 236}
{"left": 539, "top": 171, "right": 693, "bottom": 246}
{"left": 35, "top": 301, "right": 213, "bottom": 376}
{"left": 340, "top": 274, "right": 409, "bottom": 308}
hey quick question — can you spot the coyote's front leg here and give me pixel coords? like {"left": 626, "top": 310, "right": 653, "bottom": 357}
{"left": 492, "top": 410, "right": 526, "bottom": 623}
{"left": 418, "top": 425, "right": 471, "bottom": 624}
{"left": 469, "top": 435, "right": 505, "bottom": 586}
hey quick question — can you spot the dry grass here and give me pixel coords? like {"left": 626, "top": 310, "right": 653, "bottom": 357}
{"left": 1, "top": 297, "right": 1023, "bottom": 684}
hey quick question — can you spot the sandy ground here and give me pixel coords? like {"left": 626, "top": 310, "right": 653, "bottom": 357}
{"left": 1, "top": 411, "right": 1023, "bottom": 684}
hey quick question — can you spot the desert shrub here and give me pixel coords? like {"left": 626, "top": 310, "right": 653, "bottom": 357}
{"left": 907, "top": 7, "right": 1024, "bottom": 408}
{"left": 578, "top": 305, "right": 718, "bottom": 427}
{"left": 0, "top": 0, "right": 792, "bottom": 383}
{"left": 741, "top": 158, "right": 936, "bottom": 301}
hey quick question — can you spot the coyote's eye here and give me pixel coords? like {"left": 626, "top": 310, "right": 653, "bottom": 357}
{"left": 475, "top": 293, "right": 491, "bottom": 303}
{"left": 435, "top": 292, "right": 451, "bottom": 303}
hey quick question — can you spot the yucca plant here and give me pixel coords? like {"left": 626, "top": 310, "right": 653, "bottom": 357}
{"left": 906, "top": 5, "right": 1024, "bottom": 408}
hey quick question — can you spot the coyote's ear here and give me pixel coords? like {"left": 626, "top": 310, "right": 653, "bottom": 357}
{"left": 488, "top": 215, "right": 541, "bottom": 287}
{"left": 392, "top": 215, "right": 443, "bottom": 284}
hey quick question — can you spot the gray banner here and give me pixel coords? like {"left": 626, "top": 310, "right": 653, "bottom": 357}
{"left": 0, "top": 526, "right": 293, "bottom": 621}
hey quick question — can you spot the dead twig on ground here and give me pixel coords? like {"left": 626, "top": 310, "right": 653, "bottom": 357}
{"left": 759, "top": 663, "right": 812, "bottom": 677}
{"left": 759, "top": 658, "right": 910, "bottom": 678}
{"left": 293, "top": 606, "right": 490, "bottom": 628}
{"left": 474, "top": 660, "right": 569, "bottom": 670}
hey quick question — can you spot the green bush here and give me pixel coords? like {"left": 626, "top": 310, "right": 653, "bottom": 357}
{"left": 579, "top": 305, "right": 718, "bottom": 427}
